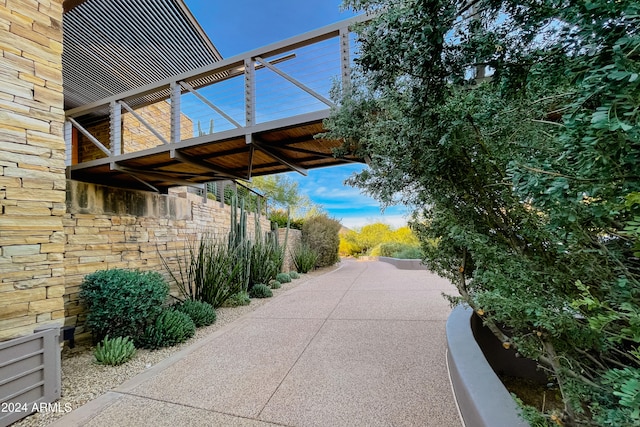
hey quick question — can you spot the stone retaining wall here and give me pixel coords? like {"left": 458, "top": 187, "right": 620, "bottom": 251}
{"left": 63, "top": 181, "right": 273, "bottom": 342}
{"left": 278, "top": 227, "right": 301, "bottom": 273}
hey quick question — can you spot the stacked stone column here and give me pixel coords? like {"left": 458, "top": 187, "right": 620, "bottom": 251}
{"left": 0, "top": 0, "right": 66, "bottom": 341}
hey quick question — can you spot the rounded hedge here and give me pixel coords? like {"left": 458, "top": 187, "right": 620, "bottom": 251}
{"left": 276, "top": 272, "right": 291, "bottom": 283}
{"left": 80, "top": 269, "right": 169, "bottom": 342}
{"left": 137, "top": 310, "right": 196, "bottom": 350}
{"left": 175, "top": 300, "right": 217, "bottom": 327}
{"left": 249, "top": 283, "right": 273, "bottom": 298}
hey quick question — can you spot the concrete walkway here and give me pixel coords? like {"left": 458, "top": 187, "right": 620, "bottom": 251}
{"left": 52, "top": 260, "right": 462, "bottom": 427}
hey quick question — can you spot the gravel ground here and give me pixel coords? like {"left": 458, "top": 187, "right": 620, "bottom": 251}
{"left": 12, "top": 266, "right": 337, "bottom": 427}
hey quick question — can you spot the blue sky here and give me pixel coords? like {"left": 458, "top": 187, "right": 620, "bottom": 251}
{"left": 183, "top": 1, "right": 409, "bottom": 229}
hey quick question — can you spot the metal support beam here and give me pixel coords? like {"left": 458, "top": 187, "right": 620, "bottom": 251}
{"left": 244, "top": 58, "right": 255, "bottom": 145}
{"left": 64, "top": 120, "right": 72, "bottom": 166}
{"left": 179, "top": 81, "right": 243, "bottom": 129}
{"left": 340, "top": 27, "right": 351, "bottom": 95}
{"left": 110, "top": 163, "right": 159, "bottom": 192}
{"left": 247, "top": 145, "right": 255, "bottom": 180}
{"left": 110, "top": 163, "right": 202, "bottom": 188}
{"left": 119, "top": 100, "right": 170, "bottom": 145}
{"left": 170, "top": 149, "right": 244, "bottom": 180}
{"left": 255, "top": 56, "right": 335, "bottom": 108}
{"left": 109, "top": 101, "right": 121, "bottom": 156}
{"left": 252, "top": 140, "right": 308, "bottom": 176}
{"left": 68, "top": 117, "right": 111, "bottom": 157}
{"left": 170, "top": 82, "right": 181, "bottom": 143}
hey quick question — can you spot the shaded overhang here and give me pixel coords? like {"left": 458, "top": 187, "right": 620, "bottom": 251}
{"left": 62, "top": 3, "right": 366, "bottom": 192}
{"left": 68, "top": 110, "right": 362, "bottom": 193}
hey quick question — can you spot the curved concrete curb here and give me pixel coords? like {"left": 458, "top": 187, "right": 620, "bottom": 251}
{"left": 377, "top": 256, "right": 427, "bottom": 270}
{"left": 446, "top": 305, "right": 528, "bottom": 427}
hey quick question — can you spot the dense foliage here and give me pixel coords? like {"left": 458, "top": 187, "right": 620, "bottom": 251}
{"left": 327, "top": 0, "right": 640, "bottom": 425}
{"left": 370, "top": 242, "right": 423, "bottom": 259}
{"left": 302, "top": 214, "right": 342, "bottom": 267}
{"left": 340, "top": 222, "right": 421, "bottom": 256}
{"left": 80, "top": 269, "right": 168, "bottom": 342}
{"left": 269, "top": 209, "right": 304, "bottom": 230}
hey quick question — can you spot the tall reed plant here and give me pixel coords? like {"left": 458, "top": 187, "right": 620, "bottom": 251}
{"left": 161, "top": 234, "right": 245, "bottom": 308}
{"left": 292, "top": 242, "right": 318, "bottom": 273}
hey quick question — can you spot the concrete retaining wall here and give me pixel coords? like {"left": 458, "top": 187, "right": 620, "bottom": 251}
{"left": 446, "top": 305, "right": 528, "bottom": 427}
{"left": 378, "top": 256, "right": 427, "bottom": 270}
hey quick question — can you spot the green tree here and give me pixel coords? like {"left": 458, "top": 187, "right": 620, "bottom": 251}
{"left": 326, "top": 0, "right": 640, "bottom": 425}
{"left": 246, "top": 175, "right": 320, "bottom": 218}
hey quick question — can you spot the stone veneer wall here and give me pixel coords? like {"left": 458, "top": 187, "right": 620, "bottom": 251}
{"left": 0, "top": 0, "right": 66, "bottom": 341}
{"left": 64, "top": 181, "right": 272, "bottom": 342}
{"left": 278, "top": 227, "right": 301, "bottom": 273}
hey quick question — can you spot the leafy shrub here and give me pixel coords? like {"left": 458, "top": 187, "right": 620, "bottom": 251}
{"left": 223, "top": 291, "right": 251, "bottom": 307}
{"left": 276, "top": 272, "right": 291, "bottom": 283}
{"left": 292, "top": 242, "right": 319, "bottom": 273}
{"left": 249, "top": 284, "right": 273, "bottom": 298}
{"left": 80, "top": 269, "right": 168, "bottom": 341}
{"left": 137, "top": 310, "right": 195, "bottom": 350}
{"left": 289, "top": 271, "right": 300, "bottom": 279}
{"left": 269, "top": 209, "right": 304, "bottom": 230}
{"left": 269, "top": 280, "right": 281, "bottom": 289}
{"left": 302, "top": 214, "right": 341, "bottom": 267}
{"left": 174, "top": 300, "right": 217, "bottom": 328}
{"left": 94, "top": 336, "right": 136, "bottom": 366}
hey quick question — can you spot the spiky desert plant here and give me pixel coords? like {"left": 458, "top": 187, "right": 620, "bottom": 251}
{"left": 94, "top": 336, "right": 136, "bottom": 366}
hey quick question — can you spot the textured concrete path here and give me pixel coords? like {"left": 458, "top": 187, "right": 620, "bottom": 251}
{"left": 52, "top": 260, "right": 462, "bottom": 427}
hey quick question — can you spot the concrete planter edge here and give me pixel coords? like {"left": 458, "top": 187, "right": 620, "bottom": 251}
{"left": 446, "top": 304, "right": 529, "bottom": 427}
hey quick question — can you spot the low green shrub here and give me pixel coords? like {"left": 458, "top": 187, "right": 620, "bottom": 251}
{"left": 249, "top": 283, "right": 273, "bottom": 298}
{"left": 276, "top": 272, "right": 291, "bottom": 283}
{"left": 174, "top": 300, "right": 217, "bottom": 327}
{"left": 393, "top": 247, "right": 423, "bottom": 259}
{"left": 269, "top": 280, "right": 281, "bottom": 289}
{"left": 80, "top": 269, "right": 169, "bottom": 342}
{"left": 289, "top": 271, "right": 300, "bottom": 279}
{"left": 369, "top": 242, "right": 423, "bottom": 259}
{"left": 94, "top": 336, "right": 136, "bottom": 366}
{"left": 137, "top": 310, "right": 196, "bottom": 350}
{"left": 223, "top": 291, "right": 251, "bottom": 307}
{"left": 292, "top": 242, "right": 318, "bottom": 273}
